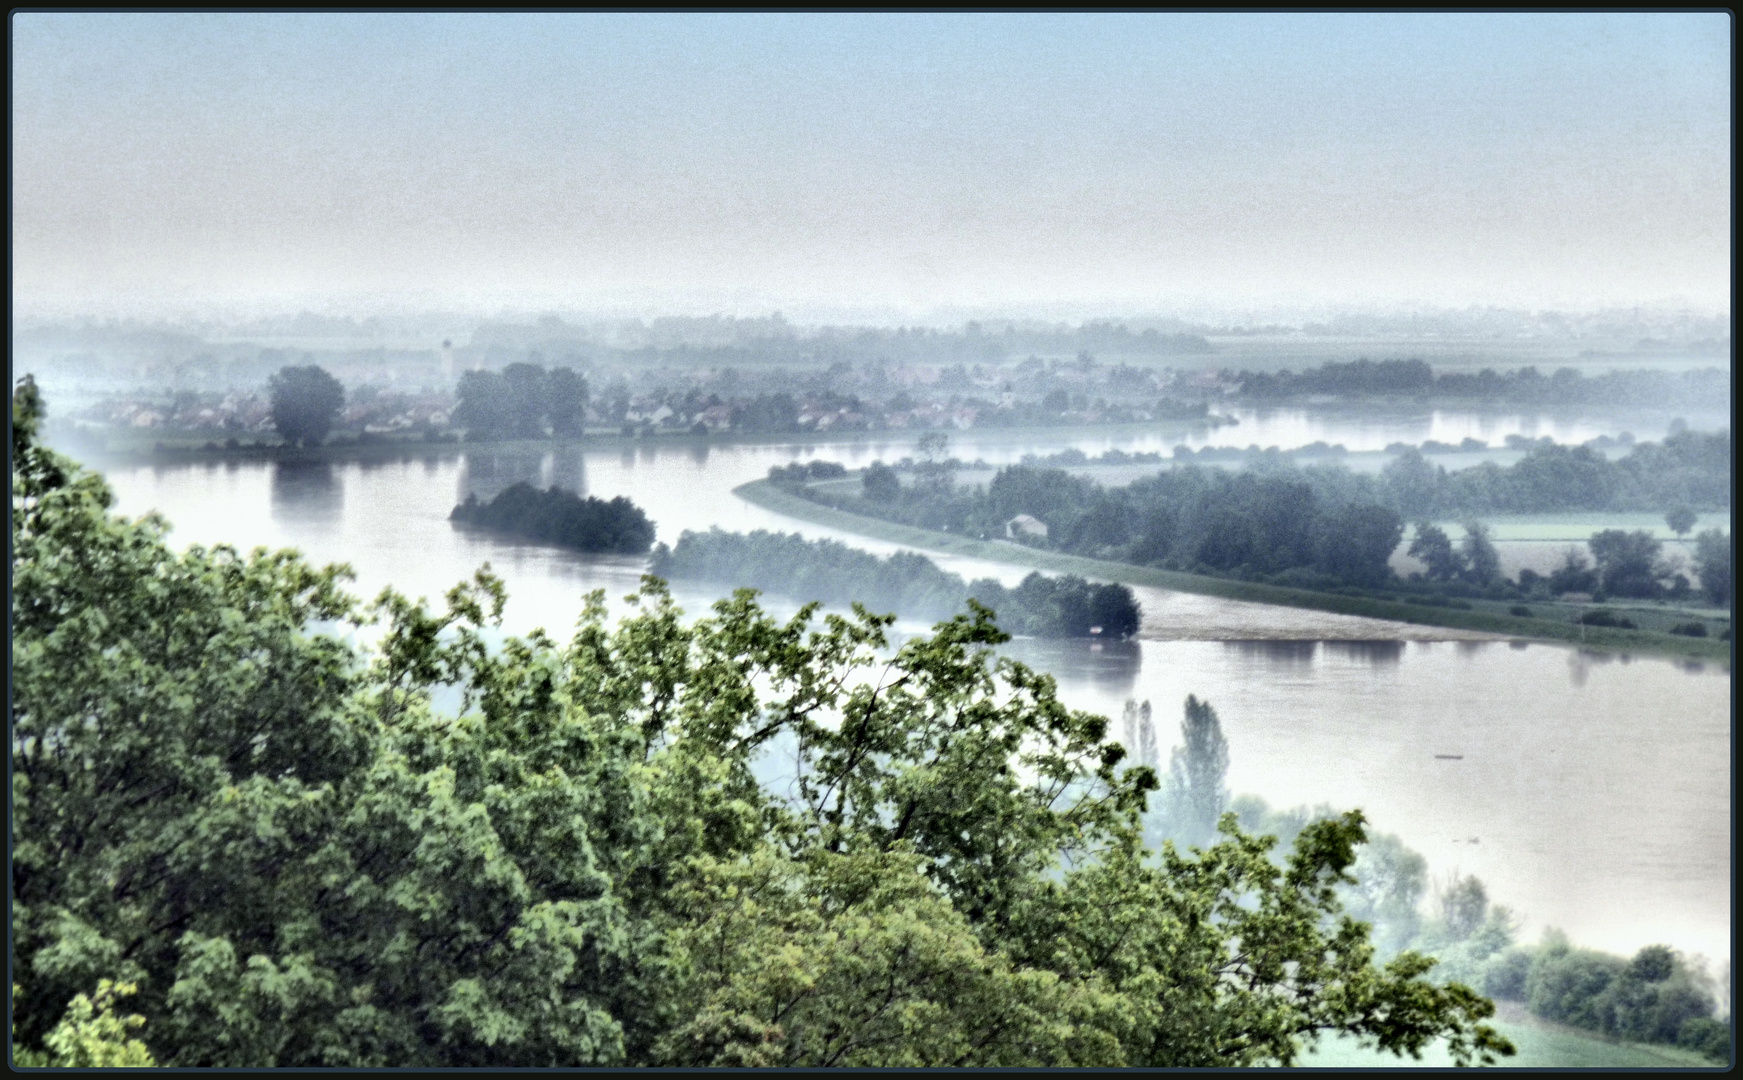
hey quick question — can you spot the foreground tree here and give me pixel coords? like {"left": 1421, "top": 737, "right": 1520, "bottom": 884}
{"left": 11, "top": 378, "right": 1513, "bottom": 1067}
{"left": 267, "top": 365, "right": 346, "bottom": 448}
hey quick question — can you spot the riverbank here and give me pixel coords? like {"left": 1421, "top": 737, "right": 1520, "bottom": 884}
{"left": 735, "top": 479, "right": 1732, "bottom": 664}
{"left": 44, "top": 415, "right": 1231, "bottom": 468}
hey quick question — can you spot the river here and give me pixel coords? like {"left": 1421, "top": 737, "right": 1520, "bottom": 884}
{"left": 89, "top": 427, "right": 1730, "bottom": 968}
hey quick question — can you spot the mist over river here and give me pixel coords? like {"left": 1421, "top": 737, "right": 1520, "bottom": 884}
{"left": 91, "top": 426, "right": 1730, "bottom": 967}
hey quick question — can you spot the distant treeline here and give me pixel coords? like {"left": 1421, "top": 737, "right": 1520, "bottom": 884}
{"left": 472, "top": 318, "right": 1216, "bottom": 364}
{"left": 450, "top": 482, "right": 655, "bottom": 554}
{"left": 1230, "top": 358, "right": 1729, "bottom": 407}
{"left": 649, "top": 528, "right": 1141, "bottom": 639}
{"left": 821, "top": 464, "right": 1407, "bottom": 589}
{"left": 1380, "top": 431, "right": 1730, "bottom": 515}
{"left": 454, "top": 363, "right": 589, "bottom": 439}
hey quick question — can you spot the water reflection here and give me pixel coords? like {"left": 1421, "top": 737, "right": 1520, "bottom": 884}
{"left": 1225, "top": 640, "right": 1318, "bottom": 666}
{"left": 1002, "top": 637, "right": 1141, "bottom": 696}
{"left": 458, "top": 450, "right": 548, "bottom": 502}
{"left": 269, "top": 460, "right": 342, "bottom": 527}
{"left": 1566, "top": 649, "right": 1618, "bottom": 687}
{"left": 549, "top": 448, "right": 587, "bottom": 495}
{"left": 1324, "top": 640, "right": 1405, "bottom": 666}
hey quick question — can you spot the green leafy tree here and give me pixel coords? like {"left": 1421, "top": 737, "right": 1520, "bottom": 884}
{"left": 268, "top": 365, "right": 345, "bottom": 448}
{"left": 1588, "top": 529, "right": 1667, "bottom": 598}
{"left": 1314, "top": 502, "right": 1404, "bottom": 586}
{"left": 501, "top": 362, "right": 551, "bottom": 439}
{"left": 862, "top": 461, "right": 901, "bottom": 501}
{"left": 1157, "top": 695, "right": 1230, "bottom": 848}
{"left": 1381, "top": 449, "right": 1444, "bottom": 518}
{"left": 1665, "top": 506, "right": 1698, "bottom": 538}
{"left": 1460, "top": 522, "right": 1502, "bottom": 587}
{"left": 913, "top": 431, "right": 957, "bottom": 495}
{"left": 1692, "top": 529, "right": 1731, "bottom": 607}
{"left": 11, "top": 378, "right": 1514, "bottom": 1068}
{"left": 1408, "top": 522, "right": 1464, "bottom": 581}
{"left": 12, "top": 981, "right": 157, "bottom": 1067}
{"left": 452, "top": 369, "right": 514, "bottom": 440}
{"left": 547, "top": 367, "right": 590, "bottom": 437}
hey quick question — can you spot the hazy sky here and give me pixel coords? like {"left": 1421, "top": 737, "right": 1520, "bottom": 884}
{"left": 11, "top": 12, "right": 1732, "bottom": 319}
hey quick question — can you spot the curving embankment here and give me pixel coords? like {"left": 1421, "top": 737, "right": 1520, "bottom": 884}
{"left": 735, "top": 478, "right": 1732, "bottom": 663}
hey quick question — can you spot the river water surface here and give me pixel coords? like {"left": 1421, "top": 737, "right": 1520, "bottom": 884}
{"left": 91, "top": 428, "right": 1730, "bottom": 968}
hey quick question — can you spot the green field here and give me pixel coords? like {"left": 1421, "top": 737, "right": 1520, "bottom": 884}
{"left": 1302, "top": 1005, "right": 1723, "bottom": 1069}
{"left": 735, "top": 479, "right": 1732, "bottom": 665}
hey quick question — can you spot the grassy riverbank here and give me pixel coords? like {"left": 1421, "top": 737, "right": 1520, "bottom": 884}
{"left": 736, "top": 479, "right": 1732, "bottom": 664}
{"left": 1303, "top": 1002, "right": 1718, "bottom": 1068}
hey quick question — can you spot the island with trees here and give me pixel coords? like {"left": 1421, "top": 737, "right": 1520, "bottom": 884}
{"left": 450, "top": 482, "right": 656, "bottom": 555}
{"left": 650, "top": 527, "right": 1141, "bottom": 639}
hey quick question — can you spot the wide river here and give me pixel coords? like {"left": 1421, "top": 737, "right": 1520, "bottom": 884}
{"left": 89, "top": 422, "right": 1730, "bottom": 970}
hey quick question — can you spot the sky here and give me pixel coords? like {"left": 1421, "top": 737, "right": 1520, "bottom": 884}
{"left": 10, "top": 12, "right": 1733, "bottom": 321}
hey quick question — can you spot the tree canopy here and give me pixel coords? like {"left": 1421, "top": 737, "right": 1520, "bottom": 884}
{"left": 267, "top": 365, "right": 345, "bottom": 448}
{"left": 453, "top": 363, "right": 590, "bottom": 440}
{"left": 450, "top": 482, "right": 656, "bottom": 555}
{"left": 11, "top": 377, "right": 1513, "bottom": 1068}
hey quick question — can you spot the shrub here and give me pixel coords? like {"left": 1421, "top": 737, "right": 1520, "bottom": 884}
{"left": 1484, "top": 949, "right": 1532, "bottom": 1001}
{"left": 1527, "top": 946, "right": 1625, "bottom": 1029}
{"left": 1577, "top": 609, "right": 1635, "bottom": 629}
{"left": 1508, "top": 605, "right": 1533, "bottom": 618}
{"left": 1669, "top": 622, "right": 1709, "bottom": 637}
{"left": 1676, "top": 1017, "right": 1732, "bottom": 1063}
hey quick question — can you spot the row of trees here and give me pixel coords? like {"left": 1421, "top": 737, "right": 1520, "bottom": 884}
{"left": 649, "top": 528, "right": 1141, "bottom": 639}
{"left": 1380, "top": 432, "right": 1730, "bottom": 516}
{"left": 453, "top": 363, "right": 589, "bottom": 440}
{"left": 12, "top": 380, "right": 1512, "bottom": 1066}
{"left": 813, "top": 462, "right": 1409, "bottom": 589}
{"left": 1232, "top": 359, "right": 1729, "bottom": 409}
{"left": 450, "top": 482, "right": 655, "bottom": 555}
{"left": 1532, "top": 528, "right": 1731, "bottom": 605}
{"left": 780, "top": 439, "right": 1730, "bottom": 599}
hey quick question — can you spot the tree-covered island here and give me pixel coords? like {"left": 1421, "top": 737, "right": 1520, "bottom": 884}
{"left": 450, "top": 481, "right": 656, "bottom": 555}
{"left": 651, "top": 527, "right": 1141, "bottom": 638}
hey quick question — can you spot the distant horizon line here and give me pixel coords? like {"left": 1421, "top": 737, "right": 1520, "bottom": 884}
{"left": 11, "top": 296, "right": 1733, "bottom": 331}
